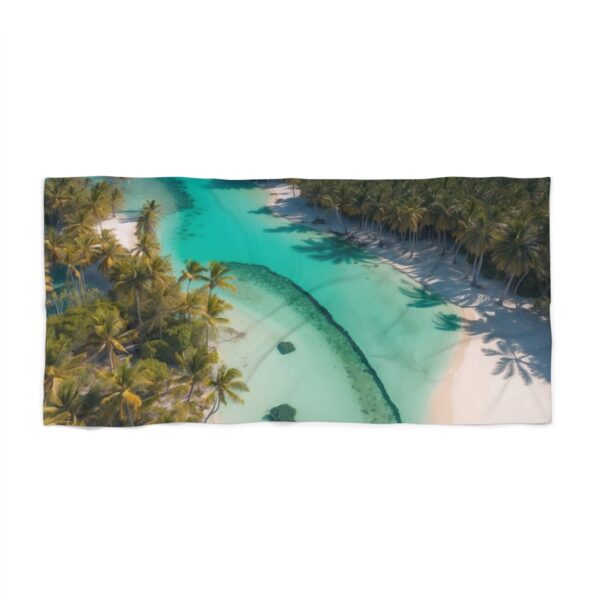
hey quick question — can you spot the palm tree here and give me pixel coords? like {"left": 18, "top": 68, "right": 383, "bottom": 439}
{"left": 321, "top": 188, "right": 346, "bottom": 232}
{"left": 202, "top": 261, "right": 236, "bottom": 304}
{"left": 144, "top": 282, "right": 181, "bottom": 339}
{"left": 133, "top": 231, "right": 160, "bottom": 258}
{"left": 462, "top": 215, "right": 499, "bottom": 286}
{"left": 63, "top": 208, "right": 95, "bottom": 238}
{"left": 203, "top": 365, "right": 248, "bottom": 422}
{"left": 387, "top": 202, "right": 406, "bottom": 242}
{"left": 201, "top": 294, "right": 232, "bottom": 347}
{"left": 145, "top": 255, "right": 172, "bottom": 288}
{"left": 136, "top": 200, "right": 162, "bottom": 239}
{"left": 100, "top": 357, "right": 147, "bottom": 426}
{"left": 401, "top": 196, "right": 426, "bottom": 258}
{"left": 114, "top": 257, "right": 153, "bottom": 326}
{"left": 372, "top": 198, "right": 390, "bottom": 240}
{"left": 44, "top": 339, "right": 86, "bottom": 404}
{"left": 303, "top": 180, "right": 325, "bottom": 219}
{"left": 178, "top": 259, "right": 206, "bottom": 297}
{"left": 72, "top": 232, "right": 100, "bottom": 290}
{"left": 44, "top": 379, "right": 84, "bottom": 425}
{"left": 176, "top": 347, "right": 218, "bottom": 403}
{"left": 44, "top": 177, "right": 80, "bottom": 225}
{"left": 287, "top": 178, "right": 302, "bottom": 198}
{"left": 97, "top": 230, "right": 127, "bottom": 275}
{"left": 179, "top": 288, "right": 207, "bottom": 325}
{"left": 45, "top": 260, "right": 54, "bottom": 296}
{"left": 85, "top": 309, "right": 136, "bottom": 370}
{"left": 446, "top": 194, "right": 478, "bottom": 260}
{"left": 430, "top": 198, "right": 454, "bottom": 255}
{"left": 492, "top": 222, "right": 540, "bottom": 306}
{"left": 110, "top": 186, "right": 125, "bottom": 217}
{"left": 44, "top": 227, "right": 65, "bottom": 265}
{"left": 86, "top": 181, "right": 111, "bottom": 231}
{"left": 59, "top": 244, "right": 84, "bottom": 296}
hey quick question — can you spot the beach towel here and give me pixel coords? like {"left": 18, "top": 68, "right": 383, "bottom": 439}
{"left": 44, "top": 177, "right": 551, "bottom": 425}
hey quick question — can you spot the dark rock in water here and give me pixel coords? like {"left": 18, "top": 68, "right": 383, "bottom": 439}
{"left": 264, "top": 404, "right": 297, "bottom": 422}
{"left": 312, "top": 217, "right": 326, "bottom": 225}
{"left": 277, "top": 341, "right": 296, "bottom": 355}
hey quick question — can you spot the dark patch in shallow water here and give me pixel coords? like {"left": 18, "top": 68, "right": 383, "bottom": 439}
{"left": 227, "top": 261, "right": 401, "bottom": 423}
{"left": 159, "top": 177, "right": 196, "bottom": 210}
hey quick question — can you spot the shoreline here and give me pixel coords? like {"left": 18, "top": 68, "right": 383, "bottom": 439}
{"left": 98, "top": 214, "right": 137, "bottom": 250}
{"left": 264, "top": 182, "right": 551, "bottom": 424}
{"left": 427, "top": 306, "right": 473, "bottom": 423}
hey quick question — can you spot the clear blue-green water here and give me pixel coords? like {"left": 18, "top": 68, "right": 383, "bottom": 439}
{"left": 118, "top": 177, "right": 460, "bottom": 423}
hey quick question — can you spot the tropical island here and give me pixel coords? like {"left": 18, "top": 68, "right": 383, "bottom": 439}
{"left": 44, "top": 176, "right": 551, "bottom": 425}
{"left": 44, "top": 178, "right": 249, "bottom": 425}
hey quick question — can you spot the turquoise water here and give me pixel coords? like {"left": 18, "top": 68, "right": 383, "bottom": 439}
{"left": 120, "top": 178, "right": 460, "bottom": 423}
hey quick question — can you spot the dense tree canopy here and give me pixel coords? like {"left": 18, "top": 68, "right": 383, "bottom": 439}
{"left": 44, "top": 177, "right": 248, "bottom": 426}
{"left": 293, "top": 177, "right": 550, "bottom": 309}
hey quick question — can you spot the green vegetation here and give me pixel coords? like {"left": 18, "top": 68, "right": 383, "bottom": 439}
{"left": 294, "top": 178, "right": 550, "bottom": 310}
{"left": 44, "top": 177, "right": 248, "bottom": 426}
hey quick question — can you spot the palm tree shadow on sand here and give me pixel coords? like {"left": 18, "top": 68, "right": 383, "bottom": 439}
{"left": 433, "top": 312, "right": 463, "bottom": 331}
{"left": 432, "top": 309, "right": 549, "bottom": 385}
{"left": 263, "top": 222, "right": 310, "bottom": 234}
{"left": 399, "top": 282, "right": 446, "bottom": 308}
{"left": 461, "top": 311, "right": 551, "bottom": 383}
{"left": 290, "top": 238, "right": 374, "bottom": 265}
{"left": 483, "top": 340, "right": 534, "bottom": 385}
{"left": 247, "top": 206, "right": 272, "bottom": 216}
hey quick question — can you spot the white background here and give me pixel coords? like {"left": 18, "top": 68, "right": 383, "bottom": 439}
{"left": 1, "top": 1, "right": 599, "bottom": 598}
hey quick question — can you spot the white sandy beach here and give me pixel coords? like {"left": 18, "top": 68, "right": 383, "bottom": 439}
{"left": 265, "top": 183, "right": 552, "bottom": 424}
{"left": 99, "top": 214, "right": 137, "bottom": 250}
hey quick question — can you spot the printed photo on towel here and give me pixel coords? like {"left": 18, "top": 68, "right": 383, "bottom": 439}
{"left": 43, "top": 177, "right": 551, "bottom": 425}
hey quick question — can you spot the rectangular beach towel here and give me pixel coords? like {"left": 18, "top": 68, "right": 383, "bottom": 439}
{"left": 44, "top": 177, "right": 551, "bottom": 425}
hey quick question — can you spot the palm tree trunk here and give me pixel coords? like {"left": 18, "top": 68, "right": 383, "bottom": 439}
{"left": 135, "top": 290, "right": 142, "bottom": 326}
{"left": 476, "top": 252, "right": 484, "bottom": 284}
{"left": 125, "top": 402, "right": 134, "bottom": 426}
{"left": 187, "top": 382, "right": 195, "bottom": 402}
{"left": 473, "top": 253, "right": 484, "bottom": 285}
{"left": 514, "top": 270, "right": 529, "bottom": 296}
{"left": 542, "top": 281, "right": 551, "bottom": 298}
{"left": 499, "top": 271, "right": 515, "bottom": 306}
{"left": 452, "top": 241, "right": 462, "bottom": 263}
{"left": 471, "top": 253, "right": 479, "bottom": 283}
{"left": 203, "top": 394, "right": 220, "bottom": 423}
{"left": 335, "top": 207, "right": 344, "bottom": 232}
